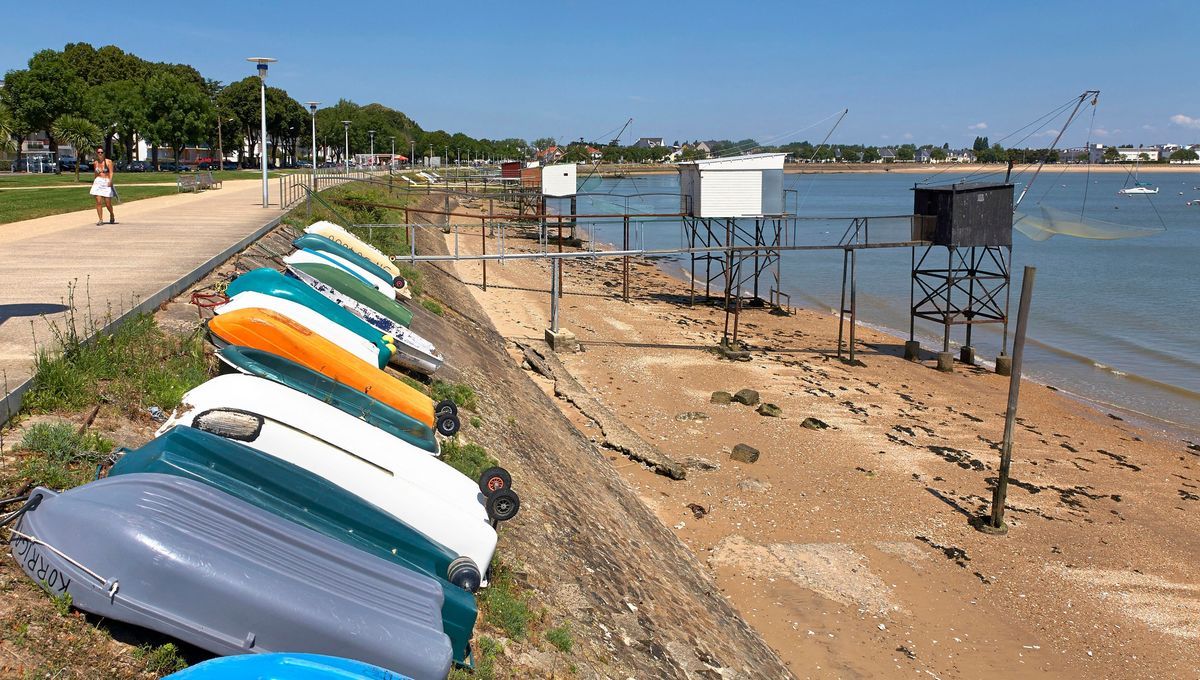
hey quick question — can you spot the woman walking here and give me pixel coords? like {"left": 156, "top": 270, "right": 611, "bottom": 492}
{"left": 90, "top": 147, "right": 116, "bottom": 225}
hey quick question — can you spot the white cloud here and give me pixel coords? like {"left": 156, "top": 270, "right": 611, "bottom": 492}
{"left": 1141, "top": 124, "right": 1156, "bottom": 131}
{"left": 880, "top": 134, "right": 890, "bottom": 140}
{"left": 1170, "top": 114, "right": 1200, "bottom": 129}
{"left": 1034, "top": 129, "right": 1060, "bottom": 138}
{"left": 902, "top": 132, "right": 913, "bottom": 140}
{"left": 968, "top": 122, "right": 988, "bottom": 130}
{"left": 1093, "top": 127, "right": 1118, "bottom": 138}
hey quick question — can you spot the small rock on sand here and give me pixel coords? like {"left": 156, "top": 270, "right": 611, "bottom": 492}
{"left": 683, "top": 457, "right": 721, "bottom": 471}
{"left": 737, "top": 478, "right": 771, "bottom": 492}
{"left": 757, "top": 403, "right": 783, "bottom": 417}
{"left": 710, "top": 391, "right": 733, "bottom": 404}
{"left": 675, "top": 411, "right": 710, "bottom": 422}
{"left": 730, "top": 443, "right": 760, "bottom": 464}
{"left": 801, "top": 417, "right": 830, "bottom": 430}
{"left": 733, "top": 389, "right": 760, "bottom": 406}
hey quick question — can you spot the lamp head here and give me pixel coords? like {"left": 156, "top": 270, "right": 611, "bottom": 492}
{"left": 246, "top": 57, "right": 276, "bottom": 80}
{"left": 307, "top": 101, "right": 320, "bottom": 113}
{"left": 342, "top": 120, "right": 351, "bottom": 129}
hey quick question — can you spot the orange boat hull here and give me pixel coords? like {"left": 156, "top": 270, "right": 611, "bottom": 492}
{"left": 207, "top": 307, "right": 435, "bottom": 427}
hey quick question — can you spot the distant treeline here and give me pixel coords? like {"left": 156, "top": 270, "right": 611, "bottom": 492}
{"left": 0, "top": 43, "right": 527, "bottom": 169}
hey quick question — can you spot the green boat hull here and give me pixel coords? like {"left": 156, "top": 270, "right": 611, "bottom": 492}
{"left": 290, "top": 261, "right": 414, "bottom": 328}
{"left": 216, "top": 345, "right": 438, "bottom": 454}
{"left": 109, "top": 425, "right": 476, "bottom": 662}
{"left": 294, "top": 234, "right": 396, "bottom": 288}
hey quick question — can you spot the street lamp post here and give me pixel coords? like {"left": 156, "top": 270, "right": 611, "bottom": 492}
{"left": 369, "top": 130, "right": 375, "bottom": 167}
{"left": 245, "top": 57, "right": 276, "bottom": 209}
{"left": 306, "top": 101, "right": 320, "bottom": 193}
{"left": 410, "top": 140, "right": 415, "bottom": 169}
{"left": 342, "top": 121, "right": 351, "bottom": 174}
{"left": 390, "top": 136, "right": 395, "bottom": 170}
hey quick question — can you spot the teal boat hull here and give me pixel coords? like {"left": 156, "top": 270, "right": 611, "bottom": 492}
{"left": 216, "top": 345, "right": 438, "bottom": 454}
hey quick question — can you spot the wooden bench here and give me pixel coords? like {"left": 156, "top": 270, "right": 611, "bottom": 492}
{"left": 176, "top": 175, "right": 200, "bottom": 193}
{"left": 198, "top": 170, "right": 223, "bottom": 190}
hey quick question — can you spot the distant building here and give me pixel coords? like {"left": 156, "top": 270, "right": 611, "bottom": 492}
{"left": 915, "top": 149, "right": 932, "bottom": 164}
{"left": 1114, "top": 147, "right": 1160, "bottom": 162}
{"left": 947, "top": 149, "right": 976, "bottom": 163}
{"left": 878, "top": 147, "right": 897, "bottom": 163}
{"left": 585, "top": 146, "right": 603, "bottom": 161}
{"left": 536, "top": 146, "right": 565, "bottom": 163}
{"left": 633, "top": 137, "right": 665, "bottom": 149}
{"left": 693, "top": 141, "right": 713, "bottom": 157}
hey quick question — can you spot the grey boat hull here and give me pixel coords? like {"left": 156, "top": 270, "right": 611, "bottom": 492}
{"left": 9, "top": 474, "right": 452, "bottom": 680}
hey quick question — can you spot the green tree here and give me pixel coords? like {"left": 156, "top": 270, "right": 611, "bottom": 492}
{"left": 1, "top": 50, "right": 87, "bottom": 162}
{"left": 143, "top": 71, "right": 212, "bottom": 169}
{"left": 1169, "top": 148, "right": 1199, "bottom": 162}
{"left": 51, "top": 114, "right": 102, "bottom": 180}
{"left": 1138, "top": 152, "right": 1149, "bottom": 162}
{"left": 973, "top": 136, "right": 989, "bottom": 152}
{"left": 930, "top": 147, "right": 947, "bottom": 161}
{"left": 896, "top": 146, "right": 915, "bottom": 161}
{"left": 532, "top": 137, "right": 557, "bottom": 151}
{"left": 1103, "top": 146, "right": 1120, "bottom": 162}
{"left": 861, "top": 147, "right": 881, "bottom": 163}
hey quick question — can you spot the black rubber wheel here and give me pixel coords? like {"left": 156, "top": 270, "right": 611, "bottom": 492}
{"left": 436, "top": 414, "right": 460, "bottom": 437}
{"left": 435, "top": 399, "right": 458, "bottom": 417}
{"left": 393, "top": 275, "right": 407, "bottom": 290}
{"left": 485, "top": 489, "right": 520, "bottom": 523}
{"left": 478, "top": 467, "right": 512, "bottom": 496}
{"left": 446, "top": 556, "right": 481, "bottom": 593}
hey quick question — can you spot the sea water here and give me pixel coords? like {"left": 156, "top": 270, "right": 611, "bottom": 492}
{"left": 571, "top": 170, "right": 1200, "bottom": 432}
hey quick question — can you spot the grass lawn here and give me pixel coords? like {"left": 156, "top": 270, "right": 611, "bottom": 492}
{"left": 0, "top": 185, "right": 176, "bottom": 224}
{"left": 0, "top": 169, "right": 292, "bottom": 188}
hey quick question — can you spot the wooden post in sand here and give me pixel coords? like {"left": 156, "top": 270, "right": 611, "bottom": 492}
{"left": 983, "top": 265, "right": 1036, "bottom": 534}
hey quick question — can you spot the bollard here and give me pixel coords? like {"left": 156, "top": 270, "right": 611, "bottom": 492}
{"left": 936, "top": 351, "right": 955, "bottom": 373}
{"left": 904, "top": 340, "right": 921, "bottom": 362}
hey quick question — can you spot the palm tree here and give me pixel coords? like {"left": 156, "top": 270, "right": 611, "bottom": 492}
{"left": 0, "top": 102, "right": 15, "bottom": 154}
{"left": 51, "top": 115, "right": 103, "bottom": 181}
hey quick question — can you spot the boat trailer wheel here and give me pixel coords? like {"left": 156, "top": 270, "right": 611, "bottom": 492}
{"left": 447, "top": 556, "right": 481, "bottom": 593}
{"left": 478, "top": 467, "right": 512, "bottom": 496}
{"left": 436, "top": 414, "right": 461, "bottom": 437}
{"left": 485, "top": 489, "right": 520, "bottom": 523}
{"left": 435, "top": 399, "right": 458, "bottom": 417}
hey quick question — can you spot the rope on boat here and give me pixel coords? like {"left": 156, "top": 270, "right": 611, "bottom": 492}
{"left": 8, "top": 527, "right": 114, "bottom": 591}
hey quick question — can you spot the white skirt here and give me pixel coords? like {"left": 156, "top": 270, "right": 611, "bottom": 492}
{"left": 89, "top": 177, "right": 113, "bottom": 197}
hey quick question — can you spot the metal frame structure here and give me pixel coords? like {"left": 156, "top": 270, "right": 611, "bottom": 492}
{"left": 910, "top": 244, "right": 1013, "bottom": 356}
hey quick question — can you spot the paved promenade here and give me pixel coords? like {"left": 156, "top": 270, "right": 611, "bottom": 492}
{"left": 0, "top": 179, "right": 287, "bottom": 422}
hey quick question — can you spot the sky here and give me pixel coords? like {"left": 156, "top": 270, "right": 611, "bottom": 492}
{"left": 3, "top": 0, "right": 1198, "bottom": 149}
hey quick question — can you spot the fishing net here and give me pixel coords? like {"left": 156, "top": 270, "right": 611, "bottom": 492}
{"left": 1012, "top": 205, "right": 1165, "bottom": 242}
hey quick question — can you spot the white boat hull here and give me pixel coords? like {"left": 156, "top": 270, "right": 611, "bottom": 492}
{"left": 285, "top": 249, "right": 396, "bottom": 300}
{"left": 214, "top": 292, "right": 381, "bottom": 368}
{"left": 1118, "top": 187, "right": 1158, "bottom": 195}
{"left": 160, "top": 374, "right": 498, "bottom": 577}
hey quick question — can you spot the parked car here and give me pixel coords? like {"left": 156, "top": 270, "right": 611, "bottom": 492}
{"left": 127, "top": 160, "right": 148, "bottom": 172}
{"left": 57, "top": 157, "right": 78, "bottom": 172}
{"left": 295, "top": 161, "right": 312, "bottom": 168}
{"left": 222, "top": 161, "right": 239, "bottom": 171}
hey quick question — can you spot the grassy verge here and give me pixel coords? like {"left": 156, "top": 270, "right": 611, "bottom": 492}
{"left": 439, "top": 438, "right": 498, "bottom": 480}
{"left": 15, "top": 422, "right": 113, "bottom": 489}
{"left": 0, "top": 185, "right": 176, "bottom": 224}
{"left": 24, "top": 303, "right": 209, "bottom": 418}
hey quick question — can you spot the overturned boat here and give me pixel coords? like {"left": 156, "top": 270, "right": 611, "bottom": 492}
{"left": 160, "top": 375, "right": 515, "bottom": 574}
{"left": 226, "top": 268, "right": 396, "bottom": 362}
{"left": 217, "top": 345, "right": 439, "bottom": 454}
{"left": 215, "top": 292, "right": 385, "bottom": 369}
{"left": 206, "top": 307, "right": 457, "bottom": 434}
{"left": 295, "top": 233, "right": 400, "bottom": 291}
{"left": 164, "top": 653, "right": 412, "bottom": 680}
{"left": 286, "top": 248, "right": 397, "bottom": 300}
{"left": 9, "top": 474, "right": 452, "bottom": 680}
{"left": 111, "top": 425, "right": 479, "bottom": 661}
{"left": 284, "top": 262, "right": 443, "bottom": 374}
{"left": 304, "top": 220, "right": 409, "bottom": 292}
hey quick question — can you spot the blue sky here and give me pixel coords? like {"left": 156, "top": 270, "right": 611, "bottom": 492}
{"left": 4, "top": 0, "right": 1197, "bottom": 148}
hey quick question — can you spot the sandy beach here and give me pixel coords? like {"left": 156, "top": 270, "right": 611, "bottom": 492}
{"left": 435, "top": 201, "right": 1200, "bottom": 678}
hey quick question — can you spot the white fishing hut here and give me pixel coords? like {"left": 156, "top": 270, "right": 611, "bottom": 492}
{"left": 540, "top": 163, "right": 577, "bottom": 197}
{"left": 677, "top": 152, "right": 787, "bottom": 217}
